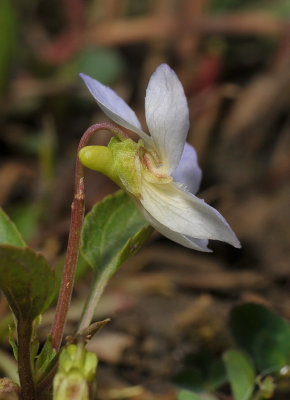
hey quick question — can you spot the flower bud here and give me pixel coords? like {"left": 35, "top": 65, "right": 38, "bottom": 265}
{"left": 53, "top": 344, "right": 98, "bottom": 400}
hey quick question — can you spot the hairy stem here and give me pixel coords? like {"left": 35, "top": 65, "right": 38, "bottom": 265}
{"left": 51, "top": 123, "right": 126, "bottom": 352}
{"left": 17, "top": 319, "right": 36, "bottom": 400}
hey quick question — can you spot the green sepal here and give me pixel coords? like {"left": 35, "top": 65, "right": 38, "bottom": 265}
{"left": 108, "top": 137, "right": 142, "bottom": 196}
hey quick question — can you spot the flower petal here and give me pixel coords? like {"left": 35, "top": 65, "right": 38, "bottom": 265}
{"left": 80, "top": 73, "right": 152, "bottom": 146}
{"left": 171, "top": 142, "right": 202, "bottom": 194}
{"left": 140, "top": 181, "right": 241, "bottom": 248}
{"left": 139, "top": 205, "right": 211, "bottom": 252}
{"left": 145, "top": 64, "right": 189, "bottom": 173}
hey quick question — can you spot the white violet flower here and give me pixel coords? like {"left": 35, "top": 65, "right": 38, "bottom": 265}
{"left": 79, "top": 64, "right": 241, "bottom": 252}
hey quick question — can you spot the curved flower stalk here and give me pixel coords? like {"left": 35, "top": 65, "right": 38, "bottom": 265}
{"left": 79, "top": 64, "right": 241, "bottom": 252}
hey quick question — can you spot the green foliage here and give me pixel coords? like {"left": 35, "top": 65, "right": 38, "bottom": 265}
{"left": 178, "top": 389, "right": 218, "bottom": 400}
{"left": 79, "top": 190, "right": 152, "bottom": 328}
{"left": 0, "top": 245, "right": 55, "bottom": 323}
{"left": 81, "top": 190, "right": 150, "bottom": 275}
{"left": 230, "top": 303, "right": 290, "bottom": 373}
{"left": 9, "top": 204, "right": 40, "bottom": 242}
{"left": 223, "top": 350, "right": 255, "bottom": 400}
{"left": 30, "top": 316, "right": 42, "bottom": 367}
{"left": 174, "top": 303, "right": 290, "bottom": 400}
{"left": 0, "top": 207, "right": 26, "bottom": 247}
{"left": 8, "top": 325, "right": 18, "bottom": 361}
{"left": 174, "top": 349, "right": 227, "bottom": 393}
{"left": 35, "top": 335, "right": 57, "bottom": 383}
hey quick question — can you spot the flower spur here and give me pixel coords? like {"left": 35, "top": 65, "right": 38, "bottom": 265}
{"left": 79, "top": 64, "right": 241, "bottom": 252}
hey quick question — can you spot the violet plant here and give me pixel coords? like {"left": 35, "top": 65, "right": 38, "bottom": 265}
{"left": 0, "top": 65, "right": 289, "bottom": 400}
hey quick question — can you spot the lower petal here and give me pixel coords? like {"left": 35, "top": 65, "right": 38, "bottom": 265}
{"left": 139, "top": 205, "right": 211, "bottom": 251}
{"left": 140, "top": 181, "right": 241, "bottom": 248}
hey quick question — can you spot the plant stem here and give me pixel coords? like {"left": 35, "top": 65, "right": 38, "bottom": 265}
{"left": 51, "top": 123, "right": 126, "bottom": 352}
{"left": 17, "top": 319, "right": 36, "bottom": 400}
{"left": 77, "top": 268, "right": 112, "bottom": 333}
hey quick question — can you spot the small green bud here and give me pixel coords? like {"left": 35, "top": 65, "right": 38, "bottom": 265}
{"left": 83, "top": 352, "right": 98, "bottom": 382}
{"left": 53, "top": 370, "right": 88, "bottom": 400}
{"left": 53, "top": 344, "right": 98, "bottom": 400}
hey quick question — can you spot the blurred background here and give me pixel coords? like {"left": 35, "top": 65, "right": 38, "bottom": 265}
{"left": 0, "top": 0, "right": 290, "bottom": 398}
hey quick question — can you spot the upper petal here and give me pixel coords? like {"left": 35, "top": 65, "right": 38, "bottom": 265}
{"left": 171, "top": 142, "right": 202, "bottom": 194}
{"left": 140, "top": 180, "right": 241, "bottom": 248}
{"left": 145, "top": 64, "right": 189, "bottom": 173}
{"left": 80, "top": 73, "right": 152, "bottom": 146}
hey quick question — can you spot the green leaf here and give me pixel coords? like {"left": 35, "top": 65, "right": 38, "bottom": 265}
{"left": 207, "top": 359, "right": 228, "bottom": 391}
{"left": 30, "top": 315, "right": 42, "bottom": 367}
{"left": 230, "top": 303, "right": 290, "bottom": 373}
{"left": 8, "top": 325, "right": 18, "bottom": 361}
{"left": 0, "top": 245, "right": 55, "bottom": 322}
{"left": 223, "top": 350, "right": 255, "bottom": 400}
{"left": 79, "top": 190, "right": 152, "bottom": 329}
{"left": 178, "top": 390, "right": 218, "bottom": 400}
{"left": 174, "top": 367, "right": 204, "bottom": 392}
{"left": 178, "top": 390, "right": 204, "bottom": 400}
{"left": 173, "top": 349, "right": 227, "bottom": 392}
{"left": 9, "top": 203, "right": 40, "bottom": 242}
{"left": 35, "top": 335, "right": 57, "bottom": 383}
{"left": 81, "top": 190, "right": 150, "bottom": 272}
{"left": 0, "top": 208, "right": 25, "bottom": 247}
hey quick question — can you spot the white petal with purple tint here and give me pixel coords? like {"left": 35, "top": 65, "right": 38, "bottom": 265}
{"left": 172, "top": 142, "right": 202, "bottom": 194}
{"left": 80, "top": 73, "right": 152, "bottom": 146}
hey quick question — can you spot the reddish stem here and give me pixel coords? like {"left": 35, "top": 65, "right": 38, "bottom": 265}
{"left": 51, "top": 122, "right": 126, "bottom": 351}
